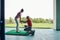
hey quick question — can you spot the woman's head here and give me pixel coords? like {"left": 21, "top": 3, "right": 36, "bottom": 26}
{"left": 20, "top": 8, "right": 24, "bottom": 13}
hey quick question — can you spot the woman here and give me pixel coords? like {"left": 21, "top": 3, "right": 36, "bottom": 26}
{"left": 15, "top": 8, "right": 24, "bottom": 32}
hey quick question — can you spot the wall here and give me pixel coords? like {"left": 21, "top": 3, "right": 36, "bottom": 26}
{"left": 56, "top": 0, "right": 60, "bottom": 30}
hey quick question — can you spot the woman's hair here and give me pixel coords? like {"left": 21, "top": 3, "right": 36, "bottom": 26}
{"left": 21, "top": 8, "right": 24, "bottom": 12}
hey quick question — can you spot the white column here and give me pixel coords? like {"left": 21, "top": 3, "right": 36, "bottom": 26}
{"left": 53, "top": 0, "right": 56, "bottom": 29}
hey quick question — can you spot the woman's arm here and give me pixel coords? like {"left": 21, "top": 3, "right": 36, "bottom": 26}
{"left": 20, "top": 16, "right": 21, "bottom": 22}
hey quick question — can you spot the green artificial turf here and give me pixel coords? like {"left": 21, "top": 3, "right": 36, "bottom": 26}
{"left": 6, "top": 30, "right": 29, "bottom": 36}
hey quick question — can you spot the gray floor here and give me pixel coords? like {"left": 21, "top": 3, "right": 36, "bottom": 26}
{"left": 5, "top": 28, "right": 60, "bottom": 40}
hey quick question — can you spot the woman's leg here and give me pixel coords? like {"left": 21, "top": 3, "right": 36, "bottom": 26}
{"left": 15, "top": 18, "right": 19, "bottom": 32}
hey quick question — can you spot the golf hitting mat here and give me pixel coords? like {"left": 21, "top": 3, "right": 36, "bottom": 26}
{"left": 5, "top": 30, "right": 29, "bottom": 36}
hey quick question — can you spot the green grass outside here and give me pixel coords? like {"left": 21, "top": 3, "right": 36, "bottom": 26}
{"left": 5, "top": 23, "right": 53, "bottom": 29}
